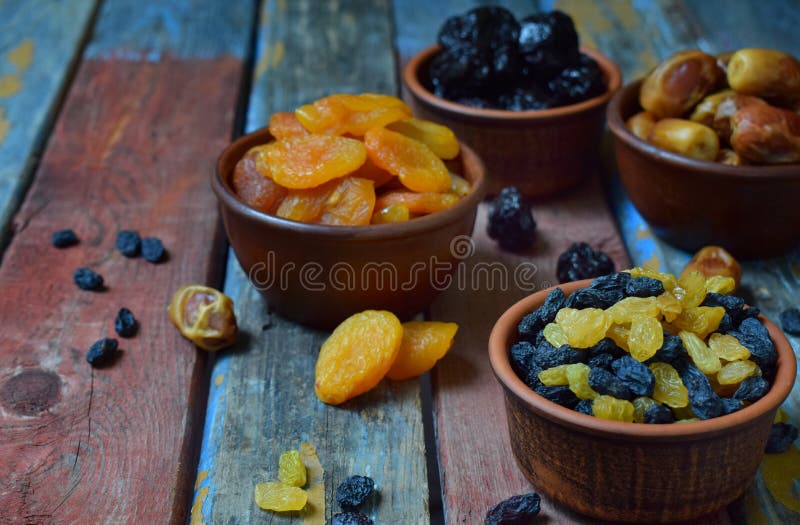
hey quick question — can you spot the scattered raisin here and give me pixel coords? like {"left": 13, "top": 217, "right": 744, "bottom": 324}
{"left": 556, "top": 242, "right": 615, "bottom": 283}
{"left": 115, "top": 230, "right": 141, "bottom": 257}
{"left": 485, "top": 492, "right": 541, "bottom": 525}
{"left": 517, "top": 288, "right": 565, "bottom": 340}
{"left": 487, "top": 187, "right": 537, "bottom": 251}
{"left": 114, "top": 307, "right": 137, "bottom": 338}
{"left": 765, "top": 423, "right": 799, "bottom": 454}
{"left": 51, "top": 229, "right": 79, "bottom": 248}
{"left": 733, "top": 376, "right": 770, "bottom": 403}
{"left": 333, "top": 512, "right": 374, "bottom": 525}
{"left": 336, "top": 475, "right": 375, "bottom": 510}
{"left": 74, "top": 267, "right": 104, "bottom": 291}
{"left": 86, "top": 337, "right": 118, "bottom": 367}
{"left": 780, "top": 308, "right": 800, "bottom": 335}
{"left": 141, "top": 237, "right": 165, "bottom": 263}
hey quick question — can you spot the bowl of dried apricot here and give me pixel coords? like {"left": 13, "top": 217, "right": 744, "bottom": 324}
{"left": 403, "top": 7, "right": 621, "bottom": 198}
{"left": 488, "top": 268, "right": 795, "bottom": 522}
{"left": 212, "top": 93, "right": 485, "bottom": 329}
{"left": 608, "top": 48, "right": 800, "bottom": 258}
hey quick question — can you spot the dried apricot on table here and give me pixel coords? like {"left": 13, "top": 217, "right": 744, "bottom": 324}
{"left": 375, "top": 191, "right": 459, "bottom": 216}
{"left": 269, "top": 111, "right": 309, "bottom": 139}
{"left": 315, "top": 310, "right": 403, "bottom": 405}
{"left": 276, "top": 178, "right": 343, "bottom": 222}
{"left": 168, "top": 284, "right": 237, "bottom": 351}
{"left": 386, "top": 321, "right": 458, "bottom": 380}
{"left": 254, "top": 482, "right": 307, "bottom": 511}
{"left": 364, "top": 127, "right": 451, "bottom": 193}
{"left": 262, "top": 135, "right": 366, "bottom": 189}
{"left": 232, "top": 147, "right": 286, "bottom": 213}
{"left": 371, "top": 203, "right": 410, "bottom": 224}
{"left": 278, "top": 450, "right": 307, "bottom": 487}
{"left": 296, "top": 93, "right": 411, "bottom": 136}
{"left": 318, "top": 177, "right": 376, "bottom": 226}
{"left": 386, "top": 117, "right": 460, "bottom": 159}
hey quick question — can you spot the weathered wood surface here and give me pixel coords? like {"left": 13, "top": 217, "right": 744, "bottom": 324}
{"left": 0, "top": 0, "right": 98, "bottom": 249}
{"left": 0, "top": 0, "right": 251, "bottom": 522}
{"left": 193, "top": 1, "right": 429, "bottom": 524}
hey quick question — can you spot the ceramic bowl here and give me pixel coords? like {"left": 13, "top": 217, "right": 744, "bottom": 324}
{"left": 212, "top": 127, "right": 486, "bottom": 329}
{"left": 488, "top": 280, "right": 796, "bottom": 523}
{"left": 608, "top": 79, "right": 800, "bottom": 259}
{"left": 403, "top": 45, "right": 621, "bottom": 198}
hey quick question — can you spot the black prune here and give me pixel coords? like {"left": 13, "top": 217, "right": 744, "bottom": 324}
{"left": 485, "top": 492, "right": 541, "bottom": 525}
{"left": 332, "top": 512, "right": 373, "bottom": 525}
{"left": 116, "top": 230, "right": 141, "bottom": 257}
{"left": 588, "top": 367, "right": 633, "bottom": 400}
{"left": 517, "top": 287, "right": 565, "bottom": 340}
{"left": 336, "top": 475, "right": 375, "bottom": 510}
{"left": 646, "top": 333, "right": 686, "bottom": 365}
{"left": 765, "top": 423, "right": 798, "bottom": 454}
{"left": 534, "top": 384, "right": 580, "bottom": 408}
{"left": 733, "top": 376, "right": 770, "bottom": 403}
{"left": 531, "top": 341, "right": 584, "bottom": 369}
{"left": 487, "top": 187, "right": 537, "bottom": 251}
{"left": 114, "top": 307, "right": 138, "bottom": 338}
{"left": 451, "top": 96, "right": 494, "bottom": 109}
{"left": 721, "top": 397, "right": 743, "bottom": 415}
{"left": 566, "top": 287, "right": 620, "bottom": 309}
{"left": 518, "top": 11, "right": 580, "bottom": 76}
{"left": 587, "top": 352, "right": 615, "bottom": 371}
{"left": 611, "top": 356, "right": 655, "bottom": 397}
{"left": 730, "top": 318, "right": 777, "bottom": 379}
{"left": 74, "top": 267, "right": 104, "bottom": 291}
{"left": 644, "top": 404, "right": 675, "bottom": 424}
{"left": 141, "top": 237, "right": 165, "bottom": 263}
{"left": 625, "top": 277, "right": 665, "bottom": 298}
{"left": 547, "top": 54, "right": 605, "bottom": 106}
{"left": 438, "top": 6, "right": 520, "bottom": 50}
{"left": 51, "top": 229, "right": 79, "bottom": 248}
{"left": 430, "top": 45, "right": 492, "bottom": 99}
{"left": 86, "top": 337, "right": 118, "bottom": 367}
{"left": 556, "top": 242, "right": 615, "bottom": 284}
{"left": 496, "top": 84, "right": 553, "bottom": 111}
{"left": 780, "top": 308, "right": 800, "bottom": 336}
{"left": 674, "top": 360, "right": 725, "bottom": 420}
{"left": 574, "top": 399, "right": 594, "bottom": 415}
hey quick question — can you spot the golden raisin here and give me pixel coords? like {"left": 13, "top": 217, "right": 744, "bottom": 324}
{"left": 232, "top": 147, "right": 287, "bottom": 213}
{"left": 565, "top": 363, "right": 599, "bottom": 400}
{"left": 679, "top": 330, "right": 722, "bottom": 374}
{"left": 717, "top": 360, "right": 759, "bottom": 385}
{"left": 317, "top": 177, "right": 376, "bottom": 226}
{"left": 269, "top": 112, "right": 310, "bottom": 139}
{"left": 543, "top": 322, "right": 568, "bottom": 348}
{"left": 555, "top": 308, "right": 610, "bottom": 348}
{"left": 261, "top": 135, "right": 366, "bottom": 189}
{"left": 592, "top": 395, "right": 635, "bottom": 422}
{"left": 538, "top": 364, "right": 570, "bottom": 386}
{"left": 168, "top": 284, "right": 237, "bottom": 351}
{"left": 364, "top": 127, "right": 451, "bottom": 193}
{"left": 386, "top": 117, "right": 460, "bottom": 159}
{"left": 656, "top": 292, "right": 683, "bottom": 323}
{"left": 374, "top": 191, "right": 459, "bottom": 216}
{"left": 705, "top": 275, "right": 736, "bottom": 295}
{"left": 708, "top": 333, "right": 751, "bottom": 361}
{"left": 606, "top": 297, "right": 660, "bottom": 324}
{"left": 371, "top": 203, "right": 410, "bottom": 224}
{"left": 626, "top": 267, "right": 678, "bottom": 291}
{"left": 671, "top": 306, "right": 725, "bottom": 339}
{"left": 628, "top": 315, "right": 663, "bottom": 362}
{"left": 632, "top": 396, "right": 658, "bottom": 423}
{"left": 675, "top": 270, "right": 708, "bottom": 308}
{"left": 606, "top": 323, "right": 631, "bottom": 352}
{"left": 386, "top": 321, "right": 458, "bottom": 381}
{"left": 649, "top": 362, "right": 689, "bottom": 408}
{"left": 279, "top": 450, "right": 307, "bottom": 487}
{"left": 254, "top": 482, "right": 307, "bottom": 511}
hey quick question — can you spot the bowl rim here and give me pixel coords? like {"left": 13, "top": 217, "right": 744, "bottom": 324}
{"left": 211, "top": 126, "right": 487, "bottom": 241}
{"left": 488, "top": 279, "right": 797, "bottom": 441}
{"left": 607, "top": 79, "right": 800, "bottom": 179}
{"left": 403, "top": 45, "right": 622, "bottom": 121}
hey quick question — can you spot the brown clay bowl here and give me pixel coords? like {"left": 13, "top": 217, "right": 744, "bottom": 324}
{"left": 488, "top": 280, "right": 796, "bottom": 523}
{"left": 212, "top": 127, "right": 486, "bottom": 329}
{"left": 608, "top": 79, "right": 800, "bottom": 259}
{"left": 403, "top": 45, "right": 621, "bottom": 198}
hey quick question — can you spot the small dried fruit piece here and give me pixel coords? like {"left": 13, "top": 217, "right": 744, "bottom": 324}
{"left": 315, "top": 310, "right": 402, "bottom": 405}
{"left": 542, "top": 322, "right": 568, "bottom": 348}
{"left": 387, "top": 117, "right": 460, "bottom": 159}
{"left": 647, "top": 118, "right": 720, "bottom": 161}
{"left": 296, "top": 93, "right": 411, "bottom": 136}
{"left": 269, "top": 111, "right": 309, "bottom": 139}
{"left": 450, "top": 174, "right": 470, "bottom": 197}
{"left": 279, "top": 450, "right": 307, "bottom": 487}
{"left": 565, "top": 363, "right": 599, "bottom": 400}
{"left": 168, "top": 284, "right": 238, "bottom": 351}
{"left": 555, "top": 308, "right": 610, "bottom": 348}
{"left": 640, "top": 50, "right": 723, "bottom": 118}
{"left": 86, "top": 338, "right": 119, "bottom": 367}
{"left": 717, "top": 359, "right": 758, "bottom": 385}
{"left": 627, "top": 267, "right": 678, "bottom": 291}
{"left": 254, "top": 482, "right": 307, "bottom": 511}
{"left": 487, "top": 186, "right": 537, "bottom": 252}
{"left": 333, "top": 512, "right": 373, "bottom": 525}
{"left": 681, "top": 246, "right": 742, "bottom": 288}
{"left": 632, "top": 396, "right": 658, "bottom": 423}
{"left": 656, "top": 292, "right": 683, "bottom": 323}
{"left": 538, "top": 364, "right": 570, "bottom": 386}
{"left": 606, "top": 296, "right": 659, "bottom": 324}
{"left": 261, "top": 135, "right": 367, "bottom": 189}
{"left": 386, "top": 321, "right": 458, "bottom": 380}
{"left": 679, "top": 330, "right": 722, "bottom": 374}
{"left": 318, "top": 177, "right": 376, "bottom": 226}
{"left": 51, "top": 229, "right": 78, "bottom": 248}
{"left": 626, "top": 111, "right": 657, "bottom": 140}
{"left": 116, "top": 230, "right": 141, "bottom": 257}
{"left": 649, "top": 362, "right": 689, "bottom": 408}
{"left": 375, "top": 191, "right": 459, "bottom": 216}
{"left": 141, "top": 237, "right": 165, "bottom": 263}
{"left": 628, "top": 316, "right": 663, "bottom": 362}
{"left": 708, "top": 333, "right": 750, "bottom": 361}
{"left": 74, "top": 267, "right": 104, "bottom": 291}
{"left": 233, "top": 147, "right": 287, "bottom": 213}
{"left": 592, "top": 395, "right": 635, "bottom": 422}
{"left": 336, "top": 475, "right": 375, "bottom": 509}
{"left": 675, "top": 271, "right": 708, "bottom": 308}
{"left": 485, "top": 492, "right": 541, "bottom": 525}
{"left": 364, "top": 127, "right": 451, "bottom": 193}
{"left": 781, "top": 308, "right": 800, "bottom": 336}
{"left": 705, "top": 275, "right": 736, "bottom": 295}
{"left": 114, "top": 307, "right": 138, "bottom": 338}
{"left": 276, "top": 178, "right": 343, "bottom": 223}
{"left": 556, "top": 242, "right": 614, "bottom": 283}
{"left": 371, "top": 204, "right": 410, "bottom": 224}
{"left": 672, "top": 306, "right": 725, "bottom": 339}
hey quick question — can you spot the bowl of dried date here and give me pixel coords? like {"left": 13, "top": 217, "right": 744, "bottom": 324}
{"left": 403, "top": 7, "right": 621, "bottom": 198}
{"left": 608, "top": 48, "right": 800, "bottom": 258}
{"left": 488, "top": 268, "right": 795, "bottom": 523}
{"left": 212, "top": 93, "right": 486, "bottom": 329}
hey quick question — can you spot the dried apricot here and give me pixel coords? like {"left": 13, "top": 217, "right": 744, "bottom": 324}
{"left": 254, "top": 482, "right": 307, "bottom": 511}
{"left": 279, "top": 450, "right": 307, "bottom": 487}
{"left": 364, "top": 127, "right": 451, "bottom": 193}
{"left": 296, "top": 93, "right": 411, "bottom": 136}
{"left": 315, "top": 310, "right": 403, "bottom": 405}
{"left": 276, "top": 178, "right": 343, "bottom": 222}
{"left": 386, "top": 117, "right": 460, "bottom": 159}
{"left": 269, "top": 112, "right": 309, "bottom": 139}
{"left": 261, "top": 135, "right": 366, "bottom": 189}
{"left": 318, "top": 177, "right": 376, "bottom": 226}
{"left": 168, "top": 284, "right": 237, "bottom": 351}
{"left": 386, "top": 321, "right": 458, "bottom": 380}
{"left": 351, "top": 156, "right": 394, "bottom": 187}
{"left": 371, "top": 204, "right": 410, "bottom": 224}
{"left": 232, "top": 147, "right": 286, "bottom": 213}
{"left": 449, "top": 174, "right": 471, "bottom": 197}
{"left": 374, "top": 191, "right": 459, "bottom": 216}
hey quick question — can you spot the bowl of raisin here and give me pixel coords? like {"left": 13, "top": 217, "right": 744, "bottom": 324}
{"left": 488, "top": 269, "right": 795, "bottom": 522}
{"left": 212, "top": 93, "right": 486, "bottom": 329}
{"left": 608, "top": 48, "right": 800, "bottom": 258}
{"left": 403, "top": 7, "right": 621, "bottom": 198}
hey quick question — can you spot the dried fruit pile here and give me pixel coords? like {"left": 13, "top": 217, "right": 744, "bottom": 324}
{"left": 628, "top": 48, "right": 800, "bottom": 164}
{"left": 430, "top": 7, "right": 606, "bottom": 110}
{"left": 233, "top": 93, "right": 471, "bottom": 225}
{"left": 510, "top": 268, "right": 778, "bottom": 423}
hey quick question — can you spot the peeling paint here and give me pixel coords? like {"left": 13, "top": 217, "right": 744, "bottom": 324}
{"left": 214, "top": 373, "right": 225, "bottom": 387}
{"left": 0, "top": 74, "right": 22, "bottom": 97}
{"left": 0, "top": 108, "right": 9, "bottom": 144}
{"left": 7, "top": 39, "right": 34, "bottom": 70}
{"left": 761, "top": 445, "right": 800, "bottom": 512}
{"left": 301, "top": 442, "right": 324, "bottom": 525}
{"left": 190, "top": 486, "right": 209, "bottom": 525}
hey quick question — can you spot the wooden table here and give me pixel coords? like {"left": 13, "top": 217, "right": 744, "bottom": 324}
{"left": 0, "top": 1, "right": 797, "bottom": 523}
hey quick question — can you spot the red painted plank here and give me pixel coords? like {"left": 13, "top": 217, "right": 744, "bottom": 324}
{"left": 0, "top": 56, "right": 240, "bottom": 523}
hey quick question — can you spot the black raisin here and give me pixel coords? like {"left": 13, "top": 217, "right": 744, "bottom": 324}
{"left": 141, "top": 237, "right": 165, "bottom": 263}
{"left": 765, "top": 423, "right": 799, "bottom": 454}
{"left": 509, "top": 341, "right": 536, "bottom": 378}
{"left": 86, "top": 338, "right": 118, "bottom": 367}
{"left": 587, "top": 352, "right": 615, "bottom": 371}
{"left": 518, "top": 10, "right": 580, "bottom": 77}
{"left": 717, "top": 312, "right": 735, "bottom": 333}
{"left": 588, "top": 338, "right": 625, "bottom": 359}
{"left": 625, "top": 277, "right": 665, "bottom": 298}
{"left": 646, "top": 333, "right": 686, "bottom": 365}
{"left": 116, "top": 230, "right": 141, "bottom": 257}
{"left": 485, "top": 492, "right": 541, "bottom": 525}
{"left": 496, "top": 84, "right": 553, "bottom": 111}
{"left": 589, "top": 367, "right": 633, "bottom": 400}
{"left": 531, "top": 341, "right": 584, "bottom": 369}
{"left": 611, "top": 356, "right": 654, "bottom": 397}
{"left": 589, "top": 272, "right": 632, "bottom": 294}
{"left": 566, "top": 287, "right": 620, "bottom": 309}
{"left": 332, "top": 512, "right": 373, "bottom": 525}
{"left": 780, "top": 308, "right": 800, "bottom": 336}
{"left": 517, "top": 288, "right": 565, "bottom": 340}
{"left": 534, "top": 384, "right": 580, "bottom": 408}
{"left": 674, "top": 359, "right": 725, "bottom": 420}
{"left": 51, "top": 229, "right": 79, "bottom": 248}
{"left": 644, "top": 404, "right": 675, "bottom": 424}
{"left": 487, "top": 187, "right": 537, "bottom": 251}
{"left": 702, "top": 292, "right": 745, "bottom": 312}
{"left": 556, "top": 242, "right": 615, "bottom": 284}
{"left": 574, "top": 399, "right": 594, "bottom": 415}
{"left": 730, "top": 318, "right": 777, "bottom": 379}
{"left": 721, "top": 397, "right": 743, "bottom": 415}
{"left": 547, "top": 54, "right": 605, "bottom": 106}
{"left": 522, "top": 362, "right": 544, "bottom": 391}
{"left": 114, "top": 307, "right": 138, "bottom": 338}
{"left": 74, "top": 267, "right": 104, "bottom": 291}
{"left": 336, "top": 475, "right": 375, "bottom": 510}
{"left": 733, "top": 376, "right": 770, "bottom": 403}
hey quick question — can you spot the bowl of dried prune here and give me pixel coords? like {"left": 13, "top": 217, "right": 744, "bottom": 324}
{"left": 608, "top": 48, "right": 800, "bottom": 258}
{"left": 403, "top": 7, "right": 621, "bottom": 198}
{"left": 488, "top": 269, "right": 795, "bottom": 523}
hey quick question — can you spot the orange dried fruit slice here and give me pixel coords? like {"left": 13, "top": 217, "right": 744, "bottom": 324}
{"left": 364, "top": 127, "right": 451, "bottom": 193}
{"left": 318, "top": 177, "right": 376, "bottom": 226}
{"left": 269, "top": 112, "right": 309, "bottom": 139}
{"left": 387, "top": 117, "right": 460, "bottom": 159}
{"left": 371, "top": 203, "right": 410, "bottom": 224}
{"left": 375, "top": 191, "right": 459, "bottom": 215}
{"left": 350, "top": 156, "right": 394, "bottom": 187}
{"left": 261, "top": 135, "right": 366, "bottom": 189}
{"left": 276, "top": 178, "right": 343, "bottom": 222}
{"left": 387, "top": 321, "right": 458, "bottom": 381}
{"left": 296, "top": 93, "right": 411, "bottom": 136}
{"left": 232, "top": 147, "right": 287, "bottom": 213}
{"left": 315, "top": 310, "right": 403, "bottom": 405}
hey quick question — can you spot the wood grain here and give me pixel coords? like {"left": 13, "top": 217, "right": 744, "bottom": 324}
{"left": 194, "top": 1, "right": 429, "bottom": 523}
{"left": 0, "top": 0, "right": 251, "bottom": 522}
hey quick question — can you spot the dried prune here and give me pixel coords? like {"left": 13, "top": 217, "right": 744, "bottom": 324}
{"left": 534, "top": 384, "right": 580, "bottom": 408}
{"left": 556, "top": 242, "right": 614, "bottom": 283}
{"left": 74, "top": 267, "right": 104, "bottom": 291}
{"left": 430, "top": 45, "right": 492, "bottom": 100}
{"left": 733, "top": 376, "right": 770, "bottom": 403}
{"left": 496, "top": 85, "right": 553, "bottom": 111}
{"left": 51, "top": 229, "right": 78, "bottom": 248}
{"left": 547, "top": 55, "right": 605, "bottom": 106}
{"left": 438, "top": 6, "right": 520, "bottom": 50}
{"left": 574, "top": 399, "right": 594, "bottom": 415}
{"left": 531, "top": 341, "right": 584, "bottom": 369}
{"left": 487, "top": 187, "right": 537, "bottom": 251}
{"left": 780, "top": 308, "right": 800, "bottom": 335}
{"left": 644, "top": 404, "right": 675, "bottom": 424}
{"left": 674, "top": 360, "right": 725, "bottom": 420}
{"left": 625, "top": 277, "right": 665, "bottom": 298}
{"left": 114, "top": 307, "right": 137, "bottom": 338}
{"left": 86, "top": 337, "right": 118, "bottom": 367}
{"left": 518, "top": 11, "right": 580, "bottom": 76}
{"left": 730, "top": 318, "right": 777, "bottom": 379}
{"left": 333, "top": 512, "right": 373, "bottom": 525}
{"left": 336, "top": 475, "right": 375, "bottom": 510}
{"left": 611, "top": 356, "right": 655, "bottom": 397}
{"left": 765, "top": 423, "right": 798, "bottom": 454}
{"left": 116, "top": 230, "right": 141, "bottom": 257}
{"left": 485, "top": 492, "right": 541, "bottom": 525}
{"left": 517, "top": 288, "right": 565, "bottom": 340}
{"left": 141, "top": 237, "right": 165, "bottom": 263}
{"left": 589, "top": 367, "right": 633, "bottom": 400}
